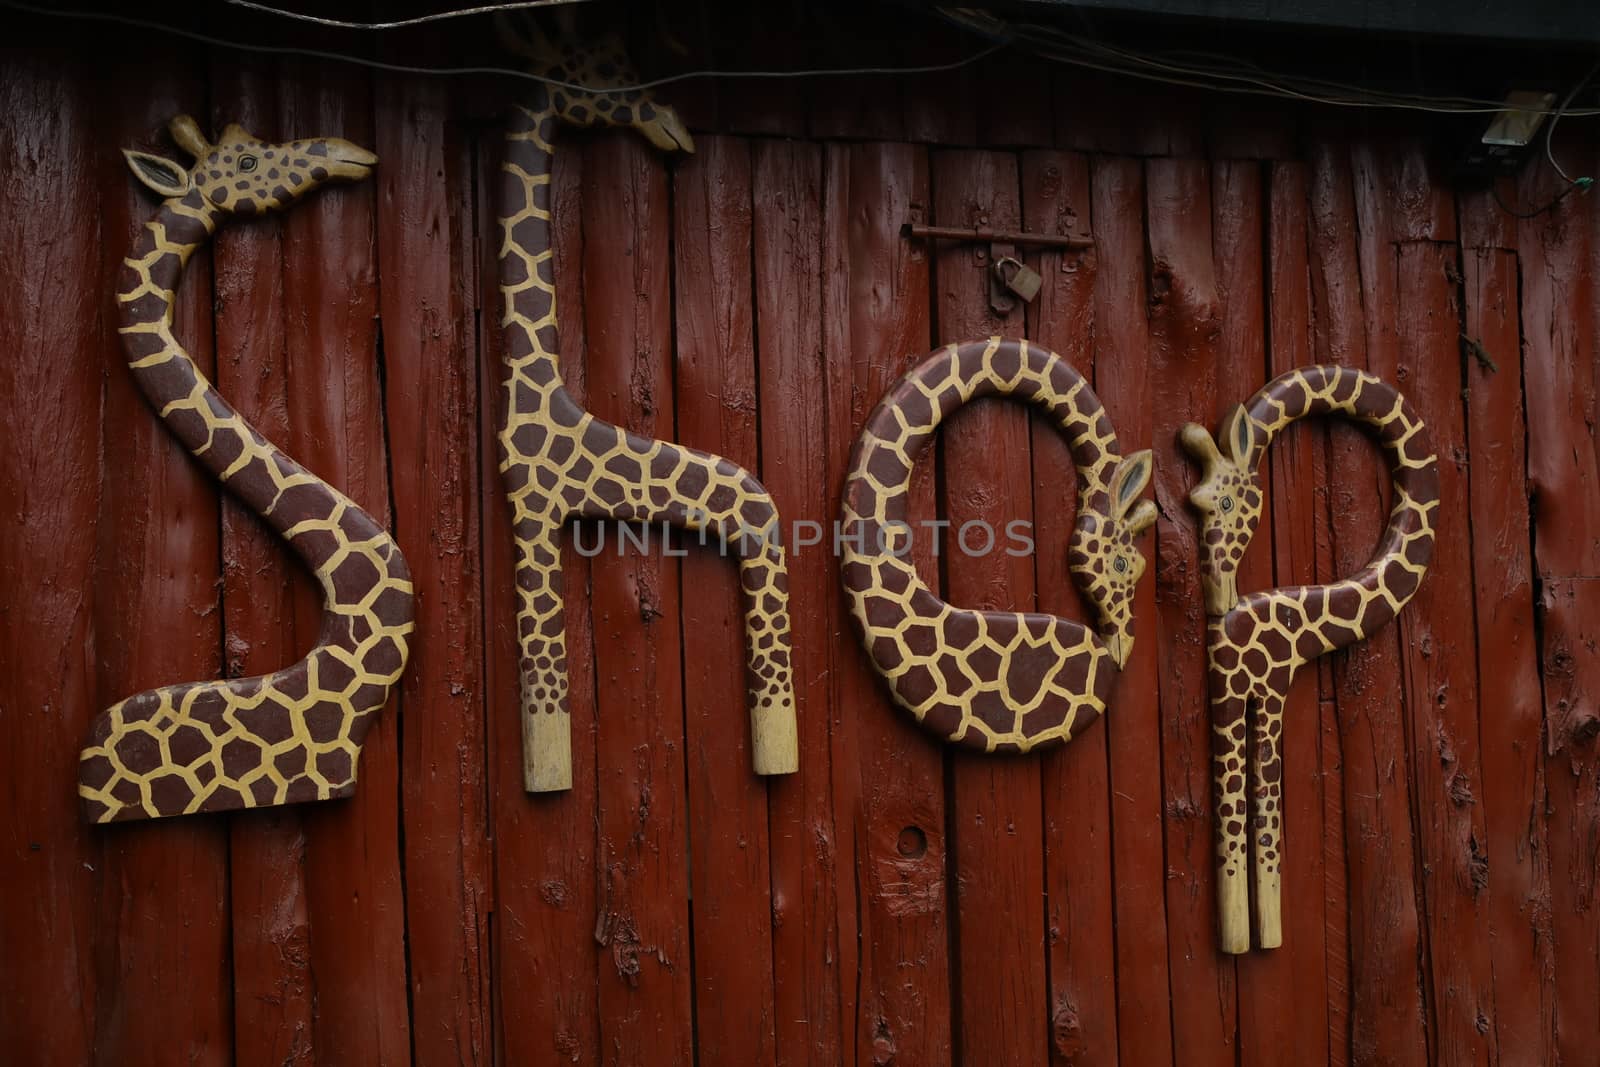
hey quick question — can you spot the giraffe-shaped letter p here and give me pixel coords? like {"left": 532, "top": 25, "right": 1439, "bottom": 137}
{"left": 1182, "top": 366, "right": 1438, "bottom": 953}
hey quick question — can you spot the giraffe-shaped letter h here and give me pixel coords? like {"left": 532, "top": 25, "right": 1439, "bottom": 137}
{"left": 1181, "top": 365, "right": 1438, "bottom": 952}
{"left": 495, "top": 17, "right": 798, "bottom": 791}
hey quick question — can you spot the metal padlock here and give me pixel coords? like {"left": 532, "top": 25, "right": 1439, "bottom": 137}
{"left": 993, "top": 255, "right": 1042, "bottom": 303}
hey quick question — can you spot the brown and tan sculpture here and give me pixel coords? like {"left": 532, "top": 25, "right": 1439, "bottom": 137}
{"left": 495, "top": 20, "right": 797, "bottom": 791}
{"left": 1181, "top": 365, "right": 1437, "bottom": 952}
{"left": 79, "top": 118, "right": 414, "bottom": 822}
{"left": 840, "top": 337, "right": 1155, "bottom": 752}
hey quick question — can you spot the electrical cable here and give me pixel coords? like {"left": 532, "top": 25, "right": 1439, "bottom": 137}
{"left": 937, "top": 6, "right": 1600, "bottom": 116}
{"left": 1545, "top": 55, "right": 1600, "bottom": 185}
{"left": 0, "top": 0, "right": 1006, "bottom": 94}
{"left": 223, "top": 0, "right": 583, "bottom": 31}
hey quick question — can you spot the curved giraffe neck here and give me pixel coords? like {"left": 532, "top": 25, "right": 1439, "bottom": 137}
{"left": 857, "top": 338, "right": 1119, "bottom": 532}
{"left": 1236, "top": 365, "right": 1438, "bottom": 653}
{"left": 838, "top": 337, "right": 1129, "bottom": 752}
{"left": 119, "top": 190, "right": 374, "bottom": 576}
{"left": 498, "top": 95, "right": 573, "bottom": 396}
{"left": 82, "top": 185, "right": 415, "bottom": 822}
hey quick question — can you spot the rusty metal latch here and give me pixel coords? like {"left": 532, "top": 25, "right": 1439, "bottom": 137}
{"left": 901, "top": 221, "right": 1093, "bottom": 315}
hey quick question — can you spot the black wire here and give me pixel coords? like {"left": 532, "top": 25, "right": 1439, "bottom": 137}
{"left": 1491, "top": 181, "right": 1580, "bottom": 220}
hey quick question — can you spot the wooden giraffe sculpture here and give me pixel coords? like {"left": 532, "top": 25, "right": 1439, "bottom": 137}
{"left": 79, "top": 116, "right": 414, "bottom": 822}
{"left": 840, "top": 337, "right": 1155, "bottom": 752}
{"left": 1180, "top": 365, "right": 1438, "bottom": 952}
{"left": 496, "top": 19, "right": 798, "bottom": 791}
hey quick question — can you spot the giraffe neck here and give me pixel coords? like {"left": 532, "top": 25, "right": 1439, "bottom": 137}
{"left": 498, "top": 96, "right": 566, "bottom": 395}
{"left": 861, "top": 339, "right": 1119, "bottom": 530}
{"left": 1236, "top": 366, "right": 1438, "bottom": 657}
{"left": 118, "top": 189, "right": 348, "bottom": 576}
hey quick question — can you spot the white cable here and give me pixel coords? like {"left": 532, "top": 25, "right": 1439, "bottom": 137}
{"left": 0, "top": 0, "right": 1005, "bottom": 95}
{"left": 223, "top": 0, "right": 584, "bottom": 31}
{"left": 1545, "top": 56, "right": 1600, "bottom": 185}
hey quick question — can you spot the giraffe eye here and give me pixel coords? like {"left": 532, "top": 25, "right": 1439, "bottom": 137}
{"left": 1113, "top": 556, "right": 1129, "bottom": 574}
{"left": 238, "top": 155, "right": 258, "bottom": 173}
{"left": 1220, "top": 496, "right": 1235, "bottom": 513}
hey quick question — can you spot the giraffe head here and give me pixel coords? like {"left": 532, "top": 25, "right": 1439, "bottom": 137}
{"left": 123, "top": 115, "right": 376, "bottom": 216}
{"left": 1070, "top": 450, "right": 1157, "bottom": 669}
{"left": 498, "top": 15, "right": 695, "bottom": 154}
{"left": 1180, "top": 406, "right": 1264, "bottom": 614}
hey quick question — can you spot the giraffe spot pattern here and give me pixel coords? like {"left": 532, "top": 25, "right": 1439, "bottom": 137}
{"left": 496, "top": 93, "right": 796, "bottom": 787}
{"left": 839, "top": 337, "right": 1154, "bottom": 753}
{"left": 1188, "top": 365, "right": 1438, "bottom": 949}
{"left": 79, "top": 123, "right": 413, "bottom": 823}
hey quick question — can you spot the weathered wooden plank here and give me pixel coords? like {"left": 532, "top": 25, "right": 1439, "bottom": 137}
{"left": 673, "top": 135, "right": 777, "bottom": 1067}
{"left": 482, "top": 132, "right": 603, "bottom": 1065}
{"left": 1145, "top": 155, "right": 1235, "bottom": 1062}
{"left": 1516, "top": 156, "right": 1600, "bottom": 1066}
{"left": 0, "top": 42, "right": 104, "bottom": 1067}
{"left": 1306, "top": 179, "right": 1352, "bottom": 1067}
{"left": 1239, "top": 159, "right": 1331, "bottom": 1062}
{"left": 819, "top": 141, "right": 952, "bottom": 1067}
{"left": 373, "top": 73, "right": 491, "bottom": 1065}
{"left": 753, "top": 139, "right": 853, "bottom": 1066}
{"left": 1458, "top": 230, "right": 1556, "bottom": 1067}
{"left": 90, "top": 60, "right": 232, "bottom": 1067}
{"left": 932, "top": 147, "right": 1050, "bottom": 1067}
{"left": 1395, "top": 238, "right": 1497, "bottom": 1067}
{"left": 1021, "top": 149, "right": 1121, "bottom": 1067}
{"left": 206, "top": 58, "right": 314, "bottom": 1067}
{"left": 1089, "top": 154, "right": 1176, "bottom": 1067}
{"left": 1212, "top": 158, "right": 1274, "bottom": 1054}
{"left": 278, "top": 63, "right": 411, "bottom": 1067}
{"left": 580, "top": 133, "right": 695, "bottom": 1066}
{"left": 1318, "top": 136, "right": 1430, "bottom": 1066}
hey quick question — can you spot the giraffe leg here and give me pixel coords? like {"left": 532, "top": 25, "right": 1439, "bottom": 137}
{"left": 1250, "top": 691, "right": 1287, "bottom": 949}
{"left": 737, "top": 544, "right": 798, "bottom": 775}
{"left": 573, "top": 429, "right": 799, "bottom": 779}
{"left": 1212, "top": 692, "right": 1251, "bottom": 953}
{"left": 513, "top": 515, "right": 573, "bottom": 793}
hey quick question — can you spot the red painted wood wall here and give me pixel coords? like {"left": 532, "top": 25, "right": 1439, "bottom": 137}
{"left": 4, "top": 9, "right": 1599, "bottom": 1065}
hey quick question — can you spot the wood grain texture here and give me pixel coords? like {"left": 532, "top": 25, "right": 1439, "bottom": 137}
{"left": 754, "top": 139, "right": 854, "bottom": 1067}
{"left": 1458, "top": 220, "right": 1556, "bottom": 1067}
{"left": 375, "top": 73, "right": 491, "bottom": 1066}
{"left": 0, "top": 22, "right": 1595, "bottom": 1064}
{"left": 286, "top": 65, "right": 412, "bottom": 1067}
{"left": 482, "top": 133, "right": 603, "bottom": 1066}
{"left": 1257, "top": 160, "right": 1332, "bottom": 1060}
{"left": 1395, "top": 239, "right": 1496, "bottom": 1067}
{"left": 1023, "top": 149, "right": 1122, "bottom": 1067}
{"left": 1090, "top": 154, "right": 1178, "bottom": 1067}
{"left": 0, "top": 43, "right": 103, "bottom": 1067}
{"left": 820, "top": 142, "right": 953, "bottom": 1067}
{"left": 674, "top": 135, "right": 778, "bottom": 1067}
{"left": 208, "top": 58, "right": 315, "bottom": 1067}
{"left": 1516, "top": 146, "right": 1600, "bottom": 1067}
{"left": 1145, "top": 155, "right": 1235, "bottom": 1060}
{"left": 580, "top": 133, "right": 694, "bottom": 1067}
{"left": 931, "top": 147, "right": 1049, "bottom": 1067}
{"left": 90, "top": 56, "right": 231, "bottom": 1067}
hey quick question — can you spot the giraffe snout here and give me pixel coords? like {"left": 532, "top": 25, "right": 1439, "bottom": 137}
{"left": 321, "top": 140, "right": 378, "bottom": 181}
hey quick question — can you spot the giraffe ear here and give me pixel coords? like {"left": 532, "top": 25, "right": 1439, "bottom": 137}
{"left": 1110, "top": 450, "right": 1153, "bottom": 519}
{"left": 1125, "top": 498, "right": 1158, "bottom": 536}
{"left": 1220, "top": 404, "right": 1257, "bottom": 466}
{"left": 123, "top": 150, "right": 190, "bottom": 198}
